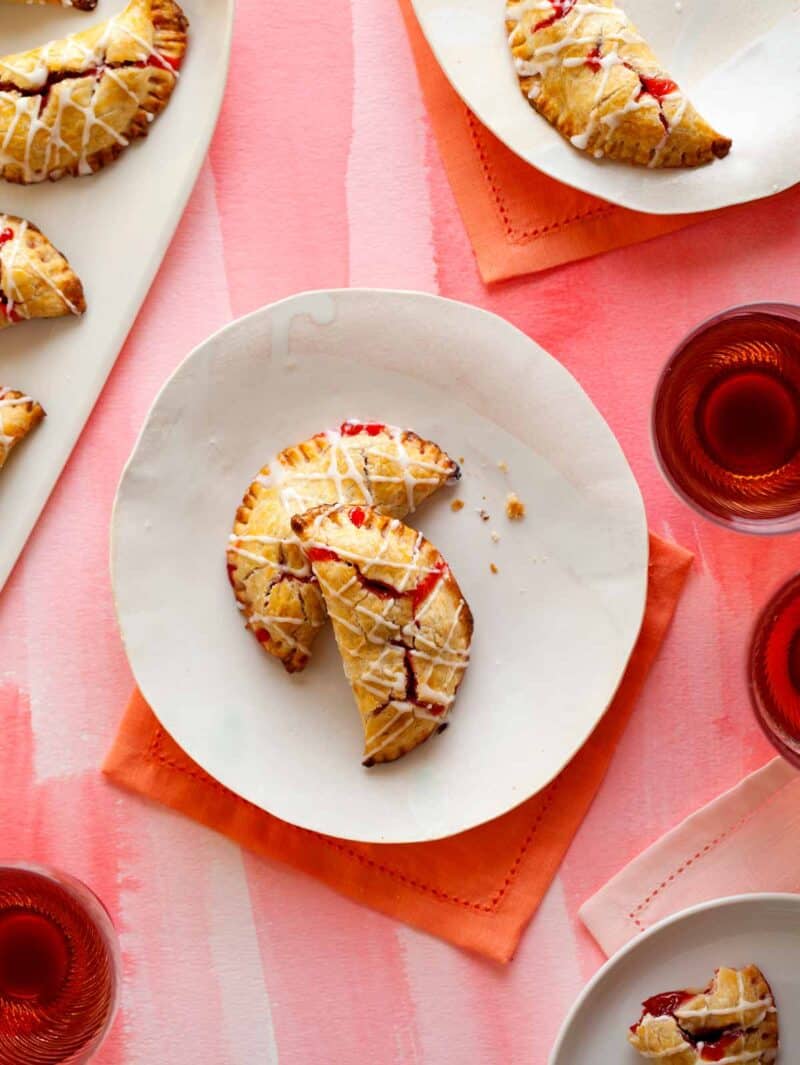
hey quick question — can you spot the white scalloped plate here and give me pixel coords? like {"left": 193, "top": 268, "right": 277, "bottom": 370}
{"left": 411, "top": 0, "right": 800, "bottom": 214}
{"left": 0, "top": 0, "right": 233, "bottom": 592}
{"left": 111, "top": 290, "right": 648, "bottom": 844}
{"left": 551, "top": 894, "right": 800, "bottom": 1063}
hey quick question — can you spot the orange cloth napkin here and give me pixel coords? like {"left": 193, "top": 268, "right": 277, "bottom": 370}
{"left": 104, "top": 534, "right": 692, "bottom": 963}
{"left": 397, "top": 0, "right": 713, "bottom": 283}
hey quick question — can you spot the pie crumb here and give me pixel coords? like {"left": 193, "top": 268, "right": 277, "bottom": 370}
{"left": 490, "top": 531, "right": 500, "bottom": 544}
{"left": 490, "top": 563, "right": 499, "bottom": 575}
{"left": 450, "top": 499, "right": 465, "bottom": 513}
{"left": 478, "top": 508, "right": 490, "bottom": 522}
{"left": 497, "top": 460, "right": 509, "bottom": 473}
{"left": 506, "top": 492, "right": 526, "bottom": 521}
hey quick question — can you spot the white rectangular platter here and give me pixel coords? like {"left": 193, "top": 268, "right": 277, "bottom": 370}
{"left": 0, "top": 0, "right": 234, "bottom": 593}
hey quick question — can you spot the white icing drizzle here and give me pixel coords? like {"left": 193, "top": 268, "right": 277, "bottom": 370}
{"left": 307, "top": 512, "right": 470, "bottom": 760}
{"left": 676, "top": 969, "right": 774, "bottom": 1027}
{"left": 506, "top": 0, "right": 686, "bottom": 162}
{"left": 0, "top": 216, "right": 81, "bottom": 320}
{"left": 0, "top": 0, "right": 178, "bottom": 183}
{"left": 231, "top": 422, "right": 456, "bottom": 661}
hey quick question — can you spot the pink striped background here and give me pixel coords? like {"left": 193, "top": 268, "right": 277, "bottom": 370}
{"left": 1, "top": 1, "right": 799, "bottom": 1060}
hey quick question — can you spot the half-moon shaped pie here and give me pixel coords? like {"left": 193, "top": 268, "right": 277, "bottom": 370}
{"left": 0, "top": 389, "right": 45, "bottom": 469}
{"left": 0, "top": 215, "right": 86, "bottom": 328}
{"left": 292, "top": 505, "right": 473, "bottom": 766}
{"left": 0, "top": 0, "right": 188, "bottom": 184}
{"left": 506, "top": 0, "right": 731, "bottom": 167}
{"left": 228, "top": 421, "right": 459, "bottom": 674}
{"left": 629, "top": 965, "right": 779, "bottom": 1063}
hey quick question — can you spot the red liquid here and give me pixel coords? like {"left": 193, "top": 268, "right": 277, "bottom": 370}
{"left": 0, "top": 912, "right": 69, "bottom": 1003}
{"left": 0, "top": 868, "right": 117, "bottom": 1064}
{"left": 697, "top": 370, "right": 800, "bottom": 476}
{"left": 750, "top": 574, "right": 800, "bottom": 763}
{"left": 654, "top": 307, "right": 800, "bottom": 526}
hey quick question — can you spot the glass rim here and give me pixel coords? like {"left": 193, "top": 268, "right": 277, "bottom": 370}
{"left": 0, "top": 861, "right": 122, "bottom": 1064}
{"left": 651, "top": 301, "right": 800, "bottom": 536}
{"left": 748, "top": 572, "right": 800, "bottom": 769}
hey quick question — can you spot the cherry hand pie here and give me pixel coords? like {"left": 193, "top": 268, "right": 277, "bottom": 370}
{"left": 0, "top": 0, "right": 188, "bottom": 184}
{"left": 228, "top": 421, "right": 459, "bottom": 674}
{"left": 0, "top": 389, "right": 45, "bottom": 470}
{"left": 0, "top": 215, "right": 85, "bottom": 328}
{"left": 292, "top": 506, "right": 473, "bottom": 766}
{"left": 629, "top": 965, "right": 779, "bottom": 1063}
{"left": 506, "top": 0, "right": 731, "bottom": 167}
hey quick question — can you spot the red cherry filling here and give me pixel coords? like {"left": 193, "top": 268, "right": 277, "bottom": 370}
{"left": 533, "top": 0, "right": 577, "bottom": 32}
{"left": 350, "top": 507, "right": 366, "bottom": 528}
{"left": 340, "top": 421, "right": 386, "bottom": 437}
{"left": 639, "top": 74, "right": 679, "bottom": 101}
{"left": 254, "top": 627, "right": 271, "bottom": 644}
{"left": 306, "top": 546, "right": 339, "bottom": 563}
{"left": 305, "top": 546, "right": 448, "bottom": 617}
{"left": 226, "top": 562, "right": 237, "bottom": 586}
{"left": 585, "top": 44, "right": 603, "bottom": 72}
{"left": 0, "top": 228, "right": 14, "bottom": 245}
{"left": 0, "top": 299, "right": 21, "bottom": 324}
{"left": 0, "top": 53, "right": 180, "bottom": 113}
{"left": 641, "top": 991, "right": 694, "bottom": 1018}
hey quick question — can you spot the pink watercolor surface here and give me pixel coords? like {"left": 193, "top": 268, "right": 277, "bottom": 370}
{"left": 1, "top": 1, "right": 799, "bottom": 1061}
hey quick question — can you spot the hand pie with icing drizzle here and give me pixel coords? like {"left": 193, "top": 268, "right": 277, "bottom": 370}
{"left": 506, "top": 0, "right": 731, "bottom": 168}
{"left": 292, "top": 506, "right": 473, "bottom": 766}
{"left": 0, "top": 0, "right": 188, "bottom": 184}
{"left": 629, "top": 965, "right": 779, "bottom": 1063}
{"left": 0, "top": 389, "right": 45, "bottom": 470}
{"left": 228, "top": 422, "right": 460, "bottom": 674}
{"left": 0, "top": 215, "right": 85, "bottom": 328}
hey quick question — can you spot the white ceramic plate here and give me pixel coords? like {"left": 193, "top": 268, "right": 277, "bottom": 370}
{"left": 0, "top": 0, "right": 233, "bottom": 592}
{"left": 411, "top": 0, "right": 800, "bottom": 214}
{"left": 111, "top": 289, "right": 648, "bottom": 844}
{"left": 551, "top": 894, "right": 800, "bottom": 1063}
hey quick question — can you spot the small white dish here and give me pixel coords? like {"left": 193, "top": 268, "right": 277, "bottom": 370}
{"left": 551, "top": 894, "right": 799, "bottom": 1063}
{"left": 111, "top": 289, "right": 648, "bottom": 844}
{"left": 0, "top": 0, "right": 233, "bottom": 592}
{"left": 411, "top": 0, "right": 799, "bottom": 214}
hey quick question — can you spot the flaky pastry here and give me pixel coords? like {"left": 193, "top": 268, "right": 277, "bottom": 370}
{"left": 0, "top": 0, "right": 188, "bottom": 184}
{"left": 506, "top": 0, "right": 731, "bottom": 167}
{"left": 292, "top": 505, "right": 473, "bottom": 766}
{"left": 0, "top": 215, "right": 85, "bottom": 328}
{"left": 629, "top": 965, "right": 779, "bottom": 1063}
{"left": 0, "top": 388, "right": 45, "bottom": 469}
{"left": 228, "top": 421, "right": 459, "bottom": 674}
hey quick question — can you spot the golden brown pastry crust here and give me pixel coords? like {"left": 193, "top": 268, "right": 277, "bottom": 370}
{"left": 0, "top": 0, "right": 188, "bottom": 184}
{"left": 629, "top": 965, "right": 779, "bottom": 1063}
{"left": 0, "top": 388, "right": 45, "bottom": 469}
{"left": 228, "top": 422, "right": 460, "bottom": 674}
{"left": 292, "top": 505, "right": 473, "bottom": 766}
{"left": 0, "top": 214, "right": 85, "bottom": 327}
{"left": 506, "top": 0, "right": 731, "bottom": 167}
